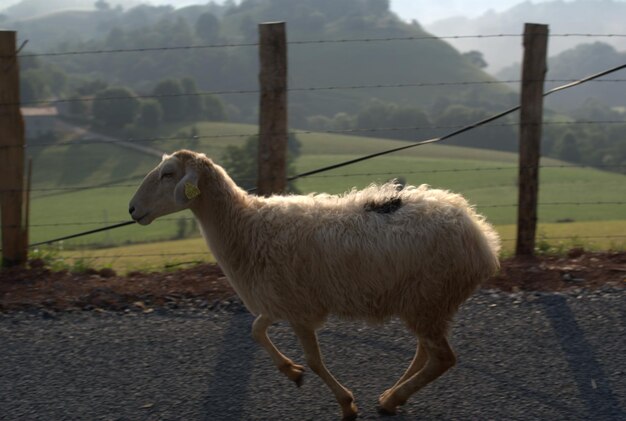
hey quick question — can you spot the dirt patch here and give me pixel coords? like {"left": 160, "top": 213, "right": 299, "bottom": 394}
{"left": 485, "top": 249, "right": 625, "bottom": 292}
{"left": 1, "top": 251, "right": 624, "bottom": 313}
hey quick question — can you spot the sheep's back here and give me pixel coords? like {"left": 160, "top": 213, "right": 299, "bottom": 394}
{"left": 234, "top": 184, "right": 499, "bottom": 323}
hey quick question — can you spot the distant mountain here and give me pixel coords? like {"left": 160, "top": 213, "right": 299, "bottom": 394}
{"left": 497, "top": 41, "right": 626, "bottom": 110}
{"left": 425, "top": 0, "right": 626, "bottom": 73}
{"left": 3, "top": 0, "right": 94, "bottom": 19}
{"left": 1, "top": 0, "right": 138, "bottom": 20}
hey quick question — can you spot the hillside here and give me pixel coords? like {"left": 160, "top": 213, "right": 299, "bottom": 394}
{"left": 1, "top": 0, "right": 139, "bottom": 20}
{"left": 8, "top": 0, "right": 625, "bottom": 174}
{"left": 9, "top": 0, "right": 513, "bottom": 123}
{"left": 425, "top": 0, "right": 626, "bottom": 73}
{"left": 3, "top": 0, "right": 92, "bottom": 19}
{"left": 497, "top": 42, "right": 626, "bottom": 110}
{"left": 25, "top": 122, "right": 626, "bottom": 250}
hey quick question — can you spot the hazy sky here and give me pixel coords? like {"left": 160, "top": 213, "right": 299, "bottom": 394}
{"left": 153, "top": 0, "right": 562, "bottom": 23}
{"left": 0, "top": 0, "right": 579, "bottom": 23}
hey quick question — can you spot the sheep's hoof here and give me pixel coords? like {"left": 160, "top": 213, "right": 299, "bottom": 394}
{"left": 340, "top": 401, "right": 358, "bottom": 421}
{"left": 377, "top": 405, "right": 397, "bottom": 416}
{"left": 341, "top": 411, "right": 358, "bottom": 421}
{"left": 294, "top": 372, "right": 304, "bottom": 388}
{"left": 279, "top": 361, "right": 305, "bottom": 387}
{"left": 378, "top": 388, "right": 393, "bottom": 404}
{"left": 377, "top": 394, "right": 399, "bottom": 416}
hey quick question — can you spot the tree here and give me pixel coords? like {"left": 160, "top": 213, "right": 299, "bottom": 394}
{"left": 332, "top": 113, "right": 355, "bottom": 131}
{"left": 137, "top": 100, "right": 163, "bottom": 128}
{"left": 75, "top": 79, "right": 108, "bottom": 96}
{"left": 152, "top": 79, "right": 185, "bottom": 122}
{"left": 553, "top": 131, "right": 581, "bottom": 163}
{"left": 462, "top": 51, "right": 488, "bottom": 69}
{"left": 355, "top": 99, "right": 432, "bottom": 139}
{"left": 435, "top": 104, "right": 517, "bottom": 151}
{"left": 204, "top": 95, "right": 226, "bottom": 121}
{"left": 20, "top": 70, "right": 49, "bottom": 103}
{"left": 307, "top": 115, "right": 332, "bottom": 131}
{"left": 105, "top": 28, "right": 126, "bottom": 49}
{"left": 181, "top": 77, "right": 204, "bottom": 120}
{"left": 92, "top": 87, "right": 140, "bottom": 128}
{"left": 67, "top": 98, "right": 89, "bottom": 118}
{"left": 364, "top": 0, "right": 390, "bottom": 15}
{"left": 221, "top": 134, "right": 301, "bottom": 191}
{"left": 95, "top": 1, "right": 111, "bottom": 12}
{"left": 195, "top": 12, "right": 220, "bottom": 43}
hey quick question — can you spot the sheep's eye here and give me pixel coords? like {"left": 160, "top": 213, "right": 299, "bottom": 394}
{"left": 161, "top": 172, "right": 174, "bottom": 180}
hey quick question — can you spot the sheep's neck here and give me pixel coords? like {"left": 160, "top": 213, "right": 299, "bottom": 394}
{"left": 188, "top": 166, "right": 255, "bottom": 271}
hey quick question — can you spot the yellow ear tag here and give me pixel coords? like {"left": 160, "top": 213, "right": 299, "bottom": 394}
{"left": 184, "top": 182, "right": 201, "bottom": 199}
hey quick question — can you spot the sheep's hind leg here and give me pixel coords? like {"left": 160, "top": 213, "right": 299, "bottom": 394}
{"left": 378, "top": 335, "right": 456, "bottom": 414}
{"left": 379, "top": 341, "right": 428, "bottom": 405}
{"left": 252, "top": 314, "right": 305, "bottom": 386}
{"left": 291, "top": 323, "right": 358, "bottom": 421}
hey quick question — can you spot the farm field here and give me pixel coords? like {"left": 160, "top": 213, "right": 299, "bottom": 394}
{"left": 21, "top": 121, "right": 626, "bottom": 256}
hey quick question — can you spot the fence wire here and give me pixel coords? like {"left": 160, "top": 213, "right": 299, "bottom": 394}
{"left": 2, "top": 119, "right": 624, "bottom": 151}
{"left": 4, "top": 200, "right": 623, "bottom": 231}
{"left": 1, "top": 164, "right": 623, "bottom": 196}
{"left": 8, "top": 78, "right": 625, "bottom": 108}
{"left": 16, "top": 32, "right": 626, "bottom": 59}
{"left": 50, "top": 234, "right": 626, "bottom": 260}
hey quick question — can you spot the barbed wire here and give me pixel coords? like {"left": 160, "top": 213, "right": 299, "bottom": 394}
{"left": 16, "top": 33, "right": 626, "bottom": 59}
{"left": 10, "top": 78, "right": 626, "bottom": 108}
{"left": 292, "top": 164, "right": 626, "bottom": 179}
{"left": 6, "top": 200, "right": 624, "bottom": 230}
{"left": 499, "top": 235, "right": 626, "bottom": 242}
{"left": 47, "top": 251, "right": 211, "bottom": 259}
{"left": 479, "top": 201, "right": 626, "bottom": 208}
{"left": 2, "top": 119, "right": 624, "bottom": 151}
{"left": 34, "top": 234, "right": 626, "bottom": 260}
{"left": 1, "top": 163, "right": 621, "bottom": 196}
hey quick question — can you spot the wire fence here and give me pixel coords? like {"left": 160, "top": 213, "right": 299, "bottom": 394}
{"left": 0, "top": 163, "right": 624, "bottom": 195}
{"left": 7, "top": 79, "right": 626, "bottom": 109}
{"left": 3, "top": 199, "right": 623, "bottom": 229}
{"left": 16, "top": 32, "right": 626, "bottom": 59}
{"left": 0, "top": 120, "right": 624, "bottom": 153}
{"left": 2, "top": 31, "right": 625, "bottom": 265}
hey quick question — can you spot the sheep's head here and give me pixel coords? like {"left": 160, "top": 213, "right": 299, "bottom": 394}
{"left": 129, "top": 152, "right": 202, "bottom": 225}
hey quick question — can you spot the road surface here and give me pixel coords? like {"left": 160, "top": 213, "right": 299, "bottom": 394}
{"left": 1, "top": 288, "right": 624, "bottom": 420}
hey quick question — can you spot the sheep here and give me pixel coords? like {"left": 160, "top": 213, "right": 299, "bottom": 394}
{"left": 129, "top": 149, "right": 501, "bottom": 420}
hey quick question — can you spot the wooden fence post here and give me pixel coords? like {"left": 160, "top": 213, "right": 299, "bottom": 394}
{"left": 516, "top": 23, "right": 548, "bottom": 257}
{"left": 257, "top": 22, "right": 288, "bottom": 196}
{"left": 0, "top": 31, "right": 26, "bottom": 267}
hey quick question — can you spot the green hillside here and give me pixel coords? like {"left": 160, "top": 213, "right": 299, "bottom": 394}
{"left": 23, "top": 121, "right": 626, "bottom": 251}
{"left": 12, "top": 0, "right": 514, "bottom": 124}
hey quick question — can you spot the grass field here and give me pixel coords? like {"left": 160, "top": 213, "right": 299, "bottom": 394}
{"left": 19, "top": 121, "right": 626, "bottom": 257}
{"left": 54, "top": 220, "right": 626, "bottom": 274}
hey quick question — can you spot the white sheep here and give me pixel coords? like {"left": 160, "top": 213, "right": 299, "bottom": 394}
{"left": 129, "top": 149, "right": 501, "bottom": 420}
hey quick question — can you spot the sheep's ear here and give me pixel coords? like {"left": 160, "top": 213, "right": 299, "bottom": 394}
{"left": 174, "top": 168, "right": 200, "bottom": 205}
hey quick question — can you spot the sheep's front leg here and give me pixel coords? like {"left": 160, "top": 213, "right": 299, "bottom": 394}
{"left": 291, "top": 323, "right": 358, "bottom": 421}
{"left": 251, "top": 314, "right": 305, "bottom": 385}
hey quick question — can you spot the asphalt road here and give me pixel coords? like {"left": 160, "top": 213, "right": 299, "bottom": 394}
{"left": 1, "top": 288, "right": 624, "bottom": 421}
